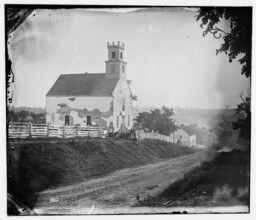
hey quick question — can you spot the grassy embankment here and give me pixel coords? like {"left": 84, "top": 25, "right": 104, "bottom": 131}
{"left": 137, "top": 149, "right": 250, "bottom": 207}
{"left": 8, "top": 138, "right": 197, "bottom": 209}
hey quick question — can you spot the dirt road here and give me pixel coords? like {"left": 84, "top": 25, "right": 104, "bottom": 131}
{"left": 34, "top": 152, "right": 212, "bottom": 214}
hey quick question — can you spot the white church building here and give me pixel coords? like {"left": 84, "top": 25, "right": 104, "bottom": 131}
{"left": 46, "top": 42, "right": 133, "bottom": 132}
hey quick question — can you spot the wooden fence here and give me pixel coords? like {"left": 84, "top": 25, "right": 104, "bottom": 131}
{"left": 8, "top": 122, "right": 106, "bottom": 139}
{"left": 136, "top": 131, "right": 175, "bottom": 143}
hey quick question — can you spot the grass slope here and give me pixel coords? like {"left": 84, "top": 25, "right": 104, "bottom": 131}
{"left": 137, "top": 150, "right": 249, "bottom": 207}
{"left": 8, "top": 138, "right": 196, "bottom": 208}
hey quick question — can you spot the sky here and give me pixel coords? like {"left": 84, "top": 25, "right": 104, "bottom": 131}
{"left": 8, "top": 7, "right": 250, "bottom": 109}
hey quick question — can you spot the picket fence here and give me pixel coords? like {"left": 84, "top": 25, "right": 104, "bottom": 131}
{"left": 136, "top": 131, "right": 175, "bottom": 143}
{"left": 8, "top": 122, "right": 106, "bottom": 139}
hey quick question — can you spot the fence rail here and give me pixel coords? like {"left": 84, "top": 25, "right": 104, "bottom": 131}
{"left": 136, "top": 131, "right": 174, "bottom": 143}
{"left": 8, "top": 122, "right": 106, "bottom": 139}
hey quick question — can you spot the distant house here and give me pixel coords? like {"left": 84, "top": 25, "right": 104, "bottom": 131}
{"left": 172, "top": 124, "right": 217, "bottom": 148}
{"left": 195, "top": 127, "right": 218, "bottom": 148}
{"left": 46, "top": 42, "right": 133, "bottom": 132}
{"left": 172, "top": 125, "right": 196, "bottom": 147}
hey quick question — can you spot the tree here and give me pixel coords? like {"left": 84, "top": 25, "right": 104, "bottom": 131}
{"left": 8, "top": 109, "right": 46, "bottom": 123}
{"left": 233, "top": 91, "right": 251, "bottom": 144}
{"left": 134, "top": 106, "right": 177, "bottom": 136}
{"left": 196, "top": 7, "right": 252, "bottom": 78}
{"left": 6, "top": 8, "right": 34, "bottom": 106}
{"left": 196, "top": 7, "right": 251, "bottom": 145}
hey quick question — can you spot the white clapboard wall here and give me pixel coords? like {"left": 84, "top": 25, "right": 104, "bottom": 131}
{"left": 8, "top": 122, "right": 105, "bottom": 139}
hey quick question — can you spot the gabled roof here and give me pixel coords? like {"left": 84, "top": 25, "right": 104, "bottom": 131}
{"left": 181, "top": 126, "right": 197, "bottom": 136}
{"left": 46, "top": 74, "right": 119, "bottom": 97}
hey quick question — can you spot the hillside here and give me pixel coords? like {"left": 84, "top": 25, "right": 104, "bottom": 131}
{"left": 136, "top": 150, "right": 249, "bottom": 208}
{"left": 8, "top": 138, "right": 197, "bottom": 209}
{"left": 35, "top": 152, "right": 209, "bottom": 214}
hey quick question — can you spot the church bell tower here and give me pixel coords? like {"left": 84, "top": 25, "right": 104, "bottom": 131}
{"left": 105, "top": 41, "right": 127, "bottom": 80}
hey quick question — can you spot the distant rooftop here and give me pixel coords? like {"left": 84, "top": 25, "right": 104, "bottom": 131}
{"left": 181, "top": 125, "right": 197, "bottom": 136}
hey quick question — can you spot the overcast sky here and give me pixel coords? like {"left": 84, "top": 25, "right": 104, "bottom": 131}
{"left": 9, "top": 7, "right": 250, "bottom": 109}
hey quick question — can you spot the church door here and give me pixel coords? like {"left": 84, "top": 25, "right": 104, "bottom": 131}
{"left": 121, "top": 116, "right": 126, "bottom": 133}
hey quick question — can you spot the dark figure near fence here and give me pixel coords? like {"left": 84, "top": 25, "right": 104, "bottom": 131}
{"left": 112, "top": 129, "right": 136, "bottom": 140}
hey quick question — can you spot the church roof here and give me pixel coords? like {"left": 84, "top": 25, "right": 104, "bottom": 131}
{"left": 46, "top": 73, "right": 119, "bottom": 97}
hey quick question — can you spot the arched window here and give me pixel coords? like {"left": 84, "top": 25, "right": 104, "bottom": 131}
{"left": 122, "top": 99, "right": 125, "bottom": 111}
{"left": 112, "top": 52, "right": 116, "bottom": 59}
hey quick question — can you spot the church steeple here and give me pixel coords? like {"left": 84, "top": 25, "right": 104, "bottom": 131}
{"left": 105, "top": 41, "right": 127, "bottom": 80}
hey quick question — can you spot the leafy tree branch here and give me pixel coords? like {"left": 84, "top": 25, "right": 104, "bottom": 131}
{"left": 196, "top": 7, "right": 252, "bottom": 78}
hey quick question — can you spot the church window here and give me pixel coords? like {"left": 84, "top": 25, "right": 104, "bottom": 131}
{"left": 87, "top": 115, "right": 92, "bottom": 126}
{"left": 117, "top": 116, "right": 119, "bottom": 127}
{"left": 120, "top": 52, "right": 123, "bottom": 59}
{"left": 65, "top": 115, "right": 70, "bottom": 126}
{"left": 122, "top": 65, "right": 125, "bottom": 73}
{"left": 112, "top": 52, "right": 116, "bottom": 59}
{"left": 122, "top": 99, "right": 125, "bottom": 111}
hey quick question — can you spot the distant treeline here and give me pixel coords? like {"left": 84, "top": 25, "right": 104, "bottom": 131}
{"left": 9, "top": 106, "right": 46, "bottom": 114}
{"left": 134, "top": 106, "right": 238, "bottom": 130}
{"left": 7, "top": 109, "right": 46, "bottom": 124}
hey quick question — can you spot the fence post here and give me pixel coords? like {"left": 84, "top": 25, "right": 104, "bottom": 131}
{"left": 63, "top": 125, "right": 65, "bottom": 139}
{"left": 28, "top": 123, "right": 32, "bottom": 138}
{"left": 98, "top": 125, "right": 100, "bottom": 137}
{"left": 76, "top": 125, "right": 78, "bottom": 138}
{"left": 88, "top": 126, "right": 90, "bottom": 138}
{"left": 47, "top": 123, "right": 49, "bottom": 138}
